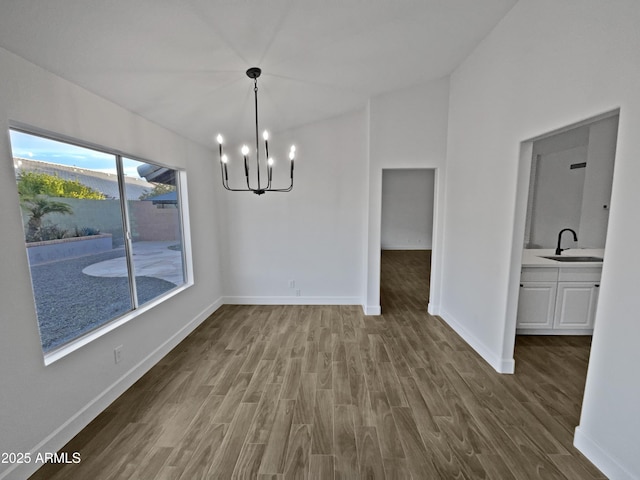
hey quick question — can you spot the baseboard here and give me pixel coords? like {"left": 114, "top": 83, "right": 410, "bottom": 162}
{"left": 381, "top": 246, "right": 431, "bottom": 251}
{"left": 439, "top": 308, "right": 515, "bottom": 374}
{"left": 516, "top": 328, "right": 593, "bottom": 335}
{"left": 5, "top": 297, "right": 224, "bottom": 480}
{"left": 223, "top": 296, "right": 362, "bottom": 306}
{"left": 363, "top": 305, "right": 381, "bottom": 316}
{"left": 574, "top": 426, "right": 636, "bottom": 480}
{"left": 427, "top": 302, "right": 440, "bottom": 316}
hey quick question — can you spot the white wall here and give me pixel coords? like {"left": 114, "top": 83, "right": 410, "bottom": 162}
{"left": 381, "top": 169, "right": 435, "bottom": 250}
{"left": 579, "top": 115, "right": 618, "bottom": 248}
{"left": 524, "top": 116, "right": 617, "bottom": 249}
{"left": 529, "top": 145, "right": 587, "bottom": 248}
{"left": 220, "top": 109, "right": 368, "bottom": 305}
{"left": 442, "top": 0, "right": 640, "bottom": 477}
{"left": 523, "top": 125, "right": 589, "bottom": 248}
{"left": 220, "top": 77, "right": 450, "bottom": 315}
{"left": 0, "top": 47, "right": 224, "bottom": 480}
{"left": 365, "top": 77, "right": 449, "bottom": 315}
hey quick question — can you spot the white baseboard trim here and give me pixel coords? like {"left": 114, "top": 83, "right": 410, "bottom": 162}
{"left": 516, "top": 328, "right": 593, "bottom": 335}
{"left": 223, "top": 296, "right": 361, "bottom": 306}
{"left": 5, "top": 297, "right": 224, "bottom": 480}
{"left": 363, "top": 305, "right": 381, "bottom": 316}
{"left": 381, "top": 246, "right": 431, "bottom": 251}
{"left": 439, "top": 308, "right": 515, "bottom": 374}
{"left": 574, "top": 426, "right": 636, "bottom": 480}
{"left": 427, "top": 302, "right": 440, "bottom": 316}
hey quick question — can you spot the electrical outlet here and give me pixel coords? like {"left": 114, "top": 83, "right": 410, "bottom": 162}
{"left": 289, "top": 280, "right": 295, "bottom": 289}
{"left": 296, "top": 289, "right": 301, "bottom": 297}
{"left": 114, "top": 345, "right": 123, "bottom": 364}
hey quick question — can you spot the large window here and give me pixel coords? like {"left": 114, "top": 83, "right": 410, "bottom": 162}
{"left": 10, "top": 128, "right": 189, "bottom": 359}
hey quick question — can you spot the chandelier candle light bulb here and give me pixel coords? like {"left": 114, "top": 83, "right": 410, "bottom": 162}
{"left": 216, "top": 134, "right": 224, "bottom": 156}
{"left": 221, "top": 154, "right": 229, "bottom": 181}
{"left": 215, "top": 67, "right": 295, "bottom": 195}
{"left": 268, "top": 157, "right": 274, "bottom": 184}
{"left": 216, "top": 135, "right": 229, "bottom": 181}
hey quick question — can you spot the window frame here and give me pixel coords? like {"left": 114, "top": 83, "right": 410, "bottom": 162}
{"left": 9, "top": 123, "right": 194, "bottom": 365}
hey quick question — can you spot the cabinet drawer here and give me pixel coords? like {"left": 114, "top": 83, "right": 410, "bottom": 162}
{"left": 521, "top": 267, "right": 558, "bottom": 282}
{"left": 558, "top": 267, "right": 602, "bottom": 282}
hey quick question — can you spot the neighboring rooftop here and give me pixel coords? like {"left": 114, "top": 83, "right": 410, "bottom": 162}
{"left": 14, "top": 157, "right": 153, "bottom": 200}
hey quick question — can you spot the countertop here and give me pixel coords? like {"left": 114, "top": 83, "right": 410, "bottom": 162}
{"left": 521, "top": 249, "right": 605, "bottom": 267}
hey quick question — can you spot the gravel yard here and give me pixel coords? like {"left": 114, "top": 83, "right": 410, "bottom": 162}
{"left": 30, "top": 248, "right": 177, "bottom": 352}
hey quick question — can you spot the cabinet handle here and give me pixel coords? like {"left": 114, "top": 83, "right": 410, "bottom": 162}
{"left": 594, "top": 284, "right": 600, "bottom": 288}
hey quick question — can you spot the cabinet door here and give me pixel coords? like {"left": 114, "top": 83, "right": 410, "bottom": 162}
{"left": 517, "top": 282, "right": 557, "bottom": 329}
{"left": 553, "top": 282, "right": 599, "bottom": 330}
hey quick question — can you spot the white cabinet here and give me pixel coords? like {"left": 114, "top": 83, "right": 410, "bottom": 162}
{"left": 554, "top": 282, "right": 599, "bottom": 329}
{"left": 517, "top": 266, "right": 601, "bottom": 334}
{"left": 517, "top": 282, "right": 557, "bottom": 329}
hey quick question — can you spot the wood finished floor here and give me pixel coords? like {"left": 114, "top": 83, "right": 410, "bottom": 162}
{"left": 30, "top": 250, "right": 605, "bottom": 479}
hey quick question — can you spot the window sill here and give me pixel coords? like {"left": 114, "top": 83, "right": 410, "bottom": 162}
{"left": 43, "top": 281, "right": 193, "bottom": 366}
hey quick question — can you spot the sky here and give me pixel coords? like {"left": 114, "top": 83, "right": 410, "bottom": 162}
{"left": 9, "top": 129, "right": 143, "bottom": 178}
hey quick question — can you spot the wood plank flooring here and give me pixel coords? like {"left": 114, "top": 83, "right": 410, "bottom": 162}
{"left": 30, "top": 250, "right": 604, "bottom": 479}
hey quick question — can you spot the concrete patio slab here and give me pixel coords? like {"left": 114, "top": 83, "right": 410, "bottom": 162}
{"left": 82, "top": 241, "right": 184, "bottom": 285}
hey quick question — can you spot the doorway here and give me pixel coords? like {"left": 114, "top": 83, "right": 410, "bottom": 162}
{"left": 507, "top": 111, "right": 620, "bottom": 450}
{"left": 516, "top": 112, "right": 618, "bottom": 337}
{"left": 380, "top": 168, "right": 435, "bottom": 313}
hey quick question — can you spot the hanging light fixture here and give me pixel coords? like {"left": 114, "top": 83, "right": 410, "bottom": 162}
{"left": 216, "top": 67, "right": 295, "bottom": 195}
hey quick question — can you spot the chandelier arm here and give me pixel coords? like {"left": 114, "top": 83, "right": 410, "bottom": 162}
{"left": 267, "top": 175, "right": 294, "bottom": 192}
{"left": 264, "top": 136, "right": 271, "bottom": 190}
{"left": 219, "top": 163, "right": 226, "bottom": 186}
{"left": 221, "top": 164, "right": 231, "bottom": 191}
{"left": 244, "top": 156, "right": 252, "bottom": 190}
{"left": 267, "top": 185, "right": 293, "bottom": 192}
{"left": 224, "top": 186, "right": 257, "bottom": 192}
{"left": 220, "top": 155, "right": 292, "bottom": 193}
{"left": 222, "top": 164, "right": 259, "bottom": 192}
{"left": 222, "top": 176, "right": 233, "bottom": 191}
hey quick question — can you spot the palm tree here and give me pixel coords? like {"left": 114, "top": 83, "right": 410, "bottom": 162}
{"left": 21, "top": 196, "right": 73, "bottom": 242}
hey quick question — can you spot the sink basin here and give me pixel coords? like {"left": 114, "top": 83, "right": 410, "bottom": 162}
{"left": 540, "top": 256, "right": 603, "bottom": 262}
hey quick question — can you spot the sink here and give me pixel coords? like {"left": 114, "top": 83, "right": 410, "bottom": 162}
{"left": 540, "top": 256, "right": 603, "bottom": 262}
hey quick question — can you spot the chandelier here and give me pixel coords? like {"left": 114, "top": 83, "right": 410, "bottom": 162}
{"left": 216, "top": 67, "right": 295, "bottom": 195}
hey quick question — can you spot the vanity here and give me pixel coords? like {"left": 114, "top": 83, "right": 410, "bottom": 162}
{"left": 517, "top": 249, "right": 604, "bottom": 334}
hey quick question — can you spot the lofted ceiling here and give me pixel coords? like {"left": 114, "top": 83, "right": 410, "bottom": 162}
{"left": 0, "top": 0, "right": 517, "bottom": 148}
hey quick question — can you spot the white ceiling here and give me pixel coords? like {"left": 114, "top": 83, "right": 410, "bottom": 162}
{"left": 0, "top": 0, "right": 517, "bottom": 148}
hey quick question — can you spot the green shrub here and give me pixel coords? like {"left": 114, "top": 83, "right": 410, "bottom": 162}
{"left": 21, "top": 196, "right": 73, "bottom": 242}
{"left": 17, "top": 171, "right": 105, "bottom": 200}
{"left": 74, "top": 226, "right": 101, "bottom": 237}
{"left": 38, "top": 225, "right": 68, "bottom": 241}
{"left": 139, "top": 183, "right": 175, "bottom": 200}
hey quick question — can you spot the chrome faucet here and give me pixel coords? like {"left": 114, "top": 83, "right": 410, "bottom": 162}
{"left": 556, "top": 228, "right": 578, "bottom": 255}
